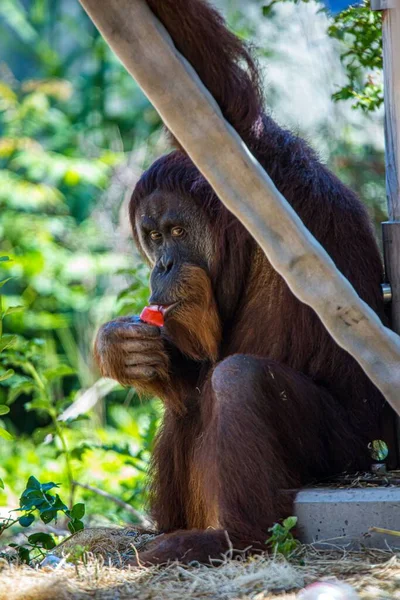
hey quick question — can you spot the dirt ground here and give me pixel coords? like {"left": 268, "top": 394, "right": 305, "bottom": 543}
{"left": 1, "top": 528, "right": 400, "bottom": 600}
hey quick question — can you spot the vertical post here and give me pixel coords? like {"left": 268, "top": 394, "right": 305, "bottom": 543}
{"left": 372, "top": 0, "right": 400, "bottom": 466}
{"left": 372, "top": 0, "right": 400, "bottom": 334}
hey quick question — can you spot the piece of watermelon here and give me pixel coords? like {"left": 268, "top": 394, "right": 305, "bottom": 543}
{"left": 139, "top": 305, "right": 164, "bottom": 327}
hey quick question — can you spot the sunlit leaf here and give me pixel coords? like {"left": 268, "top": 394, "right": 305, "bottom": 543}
{"left": 7, "top": 382, "right": 35, "bottom": 405}
{"left": 42, "top": 365, "right": 75, "bottom": 382}
{"left": 0, "top": 335, "right": 17, "bottom": 353}
{"left": 283, "top": 516, "right": 297, "bottom": 531}
{"left": 0, "top": 427, "right": 13, "bottom": 441}
{"left": 0, "top": 278, "right": 13, "bottom": 289}
{"left": 0, "top": 369, "right": 15, "bottom": 382}
{"left": 0, "top": 138, "right": 41, "bottom": 159}
{"left": 0, "top": 0, "right": 38, "bottom": 43}
{"left": 0, "top": 82, "right": 17, "bottom": 111}
{"left": 0, "top": 171, "right": 66, "bottom": 212}
{"left": 22, "top": 79, "right": 73, "bottom": 102}
{"left": 4, "top": 305, "right": 24, "bottom": 317}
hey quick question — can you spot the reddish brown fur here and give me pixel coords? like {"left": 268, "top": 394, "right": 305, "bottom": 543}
{"left": 94, "top": 316, "right": 184, "bottom": 412}
{"left": 164, "top": 265, "right": 221, "bottom": 363}
{"left": 95, "top": 0, "right": 394, "bottom": 565}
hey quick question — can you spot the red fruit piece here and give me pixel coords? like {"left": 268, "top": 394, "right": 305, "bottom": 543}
{"left": 140, "top": 305, "right": 164, "bottom": 327}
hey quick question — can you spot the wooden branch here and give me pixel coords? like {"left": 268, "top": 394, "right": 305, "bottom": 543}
{"left": 72, "top": 480, "right": 153, "bottom": 529}
{"left": 77, "top": 0, "right": 400, "bottom": 410}
{"left": 59, "top": 378, "right": 118, "bottom": 422}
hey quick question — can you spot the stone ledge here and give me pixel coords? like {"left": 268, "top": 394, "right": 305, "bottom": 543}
{"left": 295, "top": 487, "right": 400, "bottom": 549}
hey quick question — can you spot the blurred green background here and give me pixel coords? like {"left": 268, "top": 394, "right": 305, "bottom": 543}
{"left": 0, "top": 0, "right": 386, "bottom": 534}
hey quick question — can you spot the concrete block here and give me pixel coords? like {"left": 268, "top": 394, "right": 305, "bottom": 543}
{"left": 295, "top": 487, "right": 400, "bottom": 549}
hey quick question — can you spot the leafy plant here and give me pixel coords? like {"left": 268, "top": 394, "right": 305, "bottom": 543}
{"left": 116, "top": 265, "right": 151, "bottom": 317}
{"left": 0, "top": 476, "right": 85, "bottom": 564}
{"left": 328, "top": 1, "right": 383, "bottom": 112}
{"left": 262, "top": 0, "right": 383, "bottom": 112}
{"left": 65, "top": 544, "right": 89, "bottom": 568}
{"left": 0, "top": 278, "right": 78, "bottom": 500}
{"left": 262, "top": 0, "right": 313, "bottom": 18}
{"left": 0, "top": 257, "right": 20, "bottom": 444}
{"left": 266, "top": 516, "right": 300, "bottom": 557}
{"left": 0, "top": 0, "right": 172, "bottom": 540}
{"left": 0, "top": 77, "right": 125, "bottom": 338}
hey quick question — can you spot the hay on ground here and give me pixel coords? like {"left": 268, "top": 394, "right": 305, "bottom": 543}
{"left": 1, "top": 527, "right": 400, "bottom": 599}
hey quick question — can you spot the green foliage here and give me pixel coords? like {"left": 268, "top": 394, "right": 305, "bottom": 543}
{"left": 262, "top": 0, "right": 313, "bottom": 18}
{"left": 117, "top": 265, "right": 152, "bottom": 316}
{"left": 0, "top": 0, "right": 160, "bottom": 150}
{"left": 0, "top": 260, "right": 17, "bottom": 441}
{"left": 266, "top": 516, "right": 300, "bottom": 557}
{"left": 328, "top": 135, "right": 387, "bottom": 226}
{"left": 0, "top": 261, "right": 80, "bottom": 496}
{"left": 328, "top": 2, "right": 383, "bottom": 112}
{"left": 0, "top": 476, "right": 85, "bottom": 564}
{"left": 0, "top": 0, "right": 161, "bottom": 548}
{"left": 0, "top": 77, "right": 126, "bottom": 343}
{"left": 65, "top": 544, "right": 89, "bottom": 566}
{"left": 262, "top": 0, "right": 383, "bottom": 112}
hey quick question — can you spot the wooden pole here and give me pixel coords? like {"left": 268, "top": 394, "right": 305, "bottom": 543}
{"left": 77, "top": 0, "right": 400, "bottom": 410}
{"left": 379, "top": 0, "right": 400, "bottom": 335}
{"left": 372, "top": 0, "right": 400, "bottom": 333}
{"left": 371, "top": 0, "right": 400, "bottom": 460}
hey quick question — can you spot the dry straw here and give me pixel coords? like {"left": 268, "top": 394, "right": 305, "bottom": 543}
{"left": 1, "top": 528, "right": 400, "bottom": 600}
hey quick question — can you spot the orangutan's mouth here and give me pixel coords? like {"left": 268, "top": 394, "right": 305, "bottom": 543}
{"left": 157, "top": 303, "right": 179, "bottom": 318}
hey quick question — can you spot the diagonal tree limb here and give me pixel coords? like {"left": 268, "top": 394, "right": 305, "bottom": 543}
{"left": 77, "top": 0, "right": 400, "bottom": 411}
{"left": 72, "top": 480, "right": 153, "bottom": 528}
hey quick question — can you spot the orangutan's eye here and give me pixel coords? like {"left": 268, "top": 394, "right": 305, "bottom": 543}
{"left": 171, "top": 227, "right": 185, "bottom": 238}
{"left": 150, "top": 231, "right": 162, "bottom": 241}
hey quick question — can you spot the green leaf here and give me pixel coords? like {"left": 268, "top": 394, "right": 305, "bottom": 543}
{"left": 0, "top": 427, "right": 13, "bottom": 440}
{"left": 4, "top": 305, "right": 24, "bottom": 317}
{"left": 68, "top": 519, "right": 84, "bottom": 533}
{"left": 42, "top": 365, "right": 75, "bottom": 381}
{"left": 25, "top": 397, "right": 51, "bottom": 412}
{"left": 0, "top": 0, "right": 38, "bottom": 44}
{"left": 27, "top": 532, "right": 56, "bottom": 549}
{"left": 0, "top": 405, "right": 10, "bottom": 416}
{"left": 0, "top": 278, "right": 13, "bottom": 289}
{"left": 40, "top": 509, "right": 57, "bottom": 524}
{"left": 0, "top": 369, "right": 14, "bottom": 382}
{"left": 49, "top": 494, "right": 68, "bottom": 512}
{"left": 17, "top": 545, "right": 31, "bottom": 564}
{"left": 25, "top": 476, "right": 41, "bottom": 491}
{"left": 283, "top": 516, "right": 297, "bottom": 531}
{"left": 40, "top": 481, "right": 59, "bottom": 492}
{"left": 20, "top": 496, "right": 46, "bottom": 511}
{"left": 0, "top": 478, "right": 4, "bottom": 489}
{"left": 0, "top": 335, "right": 17, "bottom": 353}
{"left": 32, "top": 425, "right": 55, "bottom": 444}
{"left": 7, "top": 382, "right": 34, "bottom": 405}
{"left": 70, "top": 503, "right": 85, "bottom": 520}
{"left": 18, "top": 514, "right": 35, "bottom": 527}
